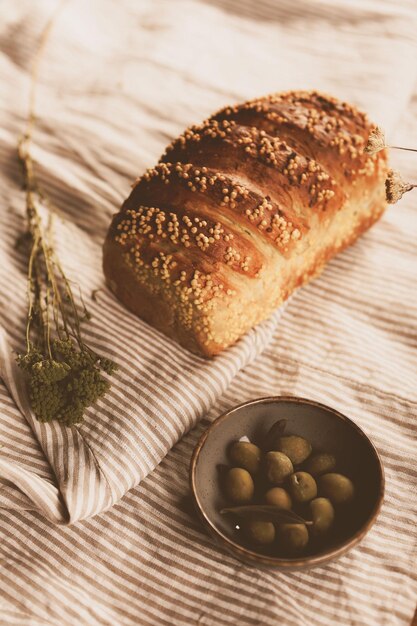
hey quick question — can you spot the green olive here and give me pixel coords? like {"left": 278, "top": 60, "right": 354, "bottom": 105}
{"left": 224, "top": 468, "right": 254, "bottom": 504}
{"left": 288, "top": 471, "right": 317, "bottom": 503}
{"left": 277, "top": 523, "right": 309, "bottom": 554}
{"left": 310, "top": 497, "right": 335, "bottom": 535}
{"left": 276, "top": 435, "right": 312, "bottom": 465}
{"left": 304, "top": 453, "right": 336, "bottom": 477}
{"left": 266, "top": 451, "right": 293, "bottom": 484}
{"left": 229, "top": 442, "right": 261, "bottom": 475}
{"left": 265, "top": 487, "right": 292, "bottom": 510}
{"left": 244, "top": 520, "right": 275, "bottom": 545}
{"left": 318, "top": 473, "right": 355, "bottom": 504}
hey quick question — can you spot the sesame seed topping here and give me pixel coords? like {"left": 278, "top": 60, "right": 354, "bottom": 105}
{"left": 110, "top": 89, "right": 382, "bottom": 351}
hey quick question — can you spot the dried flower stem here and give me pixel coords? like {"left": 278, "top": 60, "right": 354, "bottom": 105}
{"left": 388, "top": 146, "right": 417, "bottom": 153}
{"left": 16, "top": 2, "right": 116, "bottom": 425}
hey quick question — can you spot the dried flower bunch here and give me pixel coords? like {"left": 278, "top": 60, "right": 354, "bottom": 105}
{"left": 364, "top": 127, "right": 417, "bottom": 204}
{"left": 15, "top": 150, "right": 117, "bottom": 425}
{"left": 16, "top": 9, "right": 116, "bottom": 425}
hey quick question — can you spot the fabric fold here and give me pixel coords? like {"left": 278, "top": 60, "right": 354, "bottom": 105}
{"left": 0, "top": 0, "right": 416, "bottom": 528}
{"left": 0, "top": 306, "right": 284, "bottom": 523}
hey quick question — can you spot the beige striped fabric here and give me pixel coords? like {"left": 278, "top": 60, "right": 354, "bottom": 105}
{"left": 1, "top": 0, "right": 417, "bottom": 624}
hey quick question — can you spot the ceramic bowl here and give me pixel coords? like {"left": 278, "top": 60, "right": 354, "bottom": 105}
{"left": 189, "top": 396, "right": 384, "bottom": 570}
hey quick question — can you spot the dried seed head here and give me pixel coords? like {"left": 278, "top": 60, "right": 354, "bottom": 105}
{"left": 385, "top": 169, "right": 415, "bottom": 204}
{"left": 364, "top": 126, "right": 386, "bottom": 155}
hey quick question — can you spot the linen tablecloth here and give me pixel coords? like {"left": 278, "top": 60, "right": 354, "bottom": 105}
{"left": 1, "top": 0, "right": 417, "bottom": 624}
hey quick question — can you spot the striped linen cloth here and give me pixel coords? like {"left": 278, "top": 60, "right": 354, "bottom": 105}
{"left": 1, "top": 0, "right": 417, "bottom": 624}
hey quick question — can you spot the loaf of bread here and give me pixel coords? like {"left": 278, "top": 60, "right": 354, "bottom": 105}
{"left": 103, "top": 90, "right": 388, "bottom": 357}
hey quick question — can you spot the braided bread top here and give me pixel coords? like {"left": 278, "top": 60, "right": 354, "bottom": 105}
{"left": 105, "top": 90, "right": 385, "bottom": 353}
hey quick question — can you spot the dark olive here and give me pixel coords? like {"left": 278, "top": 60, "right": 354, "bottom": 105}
{"left": 318, "top": 473, "right": 355, "bottom": 504}
{"left": 265, "top": 451, "right": 293, "bottom": 484}
{"left": 310, "top": 497, "right": 335, "bottom": 535}
{"left": 288, "top": 471, "right": 317, "bottom": 503}
{"left": 224, "top": 468, "right": 254, "bottom": 504}
{"left": 229, "top": 442, "right": 261, "bottom": 475}
{"left": 276, "top": 435, "right": 312, "bottom": 465}
{"left": 277, "top": 523, "right": 309, "bottom": 554}
{"left": 244, "top": 520, "right": 275, "bottom": 544}
{"left": 304, "top": 453, "right": 336, "bottom": 477}
{"left": 265, "top": 487, "right": 292, "bottom": 510}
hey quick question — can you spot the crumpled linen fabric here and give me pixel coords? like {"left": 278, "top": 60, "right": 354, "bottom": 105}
{"left": 0, "top": 0, "right": 416, "bottom": 624}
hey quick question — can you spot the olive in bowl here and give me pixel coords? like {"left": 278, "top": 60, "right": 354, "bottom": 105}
{"left": 189, "top": 396, "right": 384, "bottom": 570}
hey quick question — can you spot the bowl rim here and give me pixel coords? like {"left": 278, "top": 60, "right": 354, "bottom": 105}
{"left": 189, "top": 395, "right": 385, "bottom": 569}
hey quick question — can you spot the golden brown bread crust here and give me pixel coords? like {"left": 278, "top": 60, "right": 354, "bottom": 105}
{"left": 103, "top": 90, "right": 388, "bottom": 357}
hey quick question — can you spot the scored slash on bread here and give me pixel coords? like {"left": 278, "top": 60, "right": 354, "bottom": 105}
{"left": 103, "top": 90, "right": 388, "bottom": 357}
